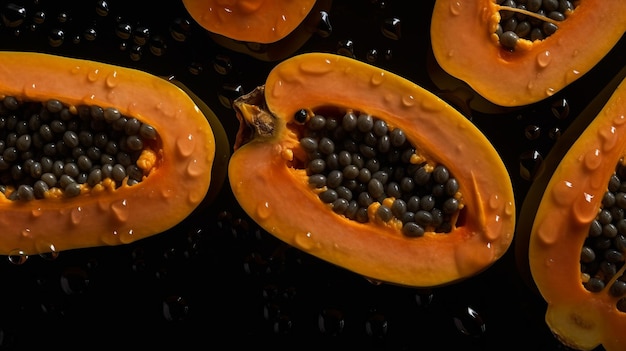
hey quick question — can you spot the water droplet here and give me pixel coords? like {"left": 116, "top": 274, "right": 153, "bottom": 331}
{"left": 213, "top": 55, "right": 233, "bottom": 75}
{"left": 129, "top": 45, "right": 143, "bottom": 61}
{"left": 176, "top": 134, "right": 195, "bottom": 157}
{"left": 366, "top": 49, "right": 378, "bottom": 63}
{"left": 169, "top": 17, "right": 191, "bottom": 42}
{"left": 188, "top": 61, "right": 204, "bottom": 76}
{"left": 402, "top": 94, "right": 416, "bottom": 107}
{"left": 56, "top": 11, "right": 69, "bottom": 23}
{"left": 295, "top": 230, "right": 320, "bottom": 251}
{"left": 37, "top": 243, "right": 58, "bottom": 260}
{"left": 548, "top": 126, "right": 561, "bottom": 140}
{"left": 572, "top": 191, "right": 598, "bottom": 224}
{"left": 365, "top": 310, "right": 388, "bottom": 339}
{"left": 133, "top": 26, "right": 150, "bottom": 46}
{"left": 316, "top": 10, "right": 332, "bottom": 38}
{"left": 83, "top": 27, "right": 97, "bottom": 41}
{"left": 48, "top": 28, "right": 65, "bottom": 47}
{"left": 318, "top": 308, "right": 344, "bottom": 336}
{"left": 87, "top": 69, "right": 100, "bottom": 82}
{"left": 519, "top": 149, "right": 543, "bottom": 181}
{"left": 272, "top": 313, "right": 293, "bottom": 335}
{"left": 106, "top": 71, "right": 118, "bottom": 88}
{"left": 453, "top": 306, "right": 486, "bottom": 337}
{"left": 186, "top": 158, "right": 203, "bottom": 178}
{"left": 583, "top": 148, "right": 602, "bottom": 171}
{"left": 115, "top": 22, "right": 132, "bottom": 40}
{"left": 336, "top": 39, "right": 355, "bottom": 57}
{"left": 1, "top": 3, "right": 26, "bottom": 28}
{"left": 95, "top": 0, "right": 109, "bottom": 17}
{"left": 70, "top": 206, "right": 83, "bottom": 224}
{"left": 111, "top": 199, "right": 129, "bottom": 222}
{"left": 257, "top": 201, "right": 271, "bottom": 219}
{"left": 31, "top": 207, "right": 43, "bottom": 217}
{"left": 7, "top": 249, "right": 28, "bottom": 265}
{"left": 550, "top": 180, "right": 575, "bottom": 207}
{"left": 536, "top": 50, "right": 551, "bottom": 68}
{"left": 524, "top": 124, "right": 541, "bottom": 140}
{"left": 147, "top": 38, "right": 166, "bottom": 57}
{"left": 415, "top": 289, "right": 435, "bottom": 309}
{"left": 566, "top": 68, "right": 581, "bottom": 82}
{"left": 551, "top": 98, "right": 570, "bottom": 119}
{"left": 545, "top": 87, "right": 556, "bottom": 97}
{"left": 381, "top": 17, "right": 401, "bottom": 40}
{"left": 450, "top": 1, "right": 462, "bottom": 15}
{"left": 217, "top": 83, "right": 244, "bottom": 109}
{"left": 33, "top": 11, "right": 46, "bottom": 24}
{"left": 60, "top": 266, "right": 89, "bottom": 295}
{"left": 370, "top": 71, "right": 385, "bottom": 86}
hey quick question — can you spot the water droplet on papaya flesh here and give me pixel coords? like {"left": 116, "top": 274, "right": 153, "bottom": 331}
{"left": 295, "top": 108, "right": 464, "bottom": 238}
{"left": 494, "top": 0, "right": 575, "bottom": 51}
{"left": 579, "top": 159, "right": 626, "bottom": 309}
{"left": 0, "top": 96, "right": 161, "bottom": 201}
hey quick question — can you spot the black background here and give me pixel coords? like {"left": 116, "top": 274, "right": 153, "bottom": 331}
{"left": 0, "top": 0, "right": 624, "bottom": 349}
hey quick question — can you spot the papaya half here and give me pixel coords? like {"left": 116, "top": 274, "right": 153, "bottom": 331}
{"left": 183, "top": 0, "right": 332, "bottom": 62}
{"left": 430, "top": 0, "right": 626, "bottom": 107}
{"left": 0, "top": 51, "right": 219, "bottom": 256}
{"left": 228, "top": 52, "right": 516, "bottom": 288}
{"left": 523, "top": 69, "right": 626, "bottom": 351}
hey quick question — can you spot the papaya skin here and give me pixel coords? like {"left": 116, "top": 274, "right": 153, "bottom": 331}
{"left": 228, "top": 53, "right": 516, "bottom": 288}
{"left": 0, "top": 51, "right": 216, "bottom": 255}
{"left": 430, "top": 0, "right": 626, "bottom": 107}
{"left": 182, "top": 0, "right": 316, "bottom": 44}
{"left": 528, "top": 74, "right": 626, "bottom": 351}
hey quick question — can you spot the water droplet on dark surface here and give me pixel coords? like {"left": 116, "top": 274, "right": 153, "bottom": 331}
{"left": 95, "top": 0, "right": 109, "bottom": 17}
{"left": 317, "top": 10, "right": 332, "bottom": 38}
{"left": 1, "top": 3, "right": 26, "bottom": 28}
{"left": 365, "top": 309, "right": 388, "bottom": 339}
{"left": 548, "top": 126, "right": 561, "bottom": 140}
{"left": 524, "top": 125, "right": 541, "bottom": 140}
{"left": 381, "top": 17, "right": 401, "bottom": 40}
{"left": 452, "top": 306, "right": 486, "bottom": 337}
{"left": 337, "top": 39, "right": 355, "bottom": 57}
{"left": 318, "top": 308, "right": 345, "bottom": 336}
{"left": 32, "top": 11, "right": 45, "bottom": 24}
{"left": 213, "top": 54, "right": 233, "bottom": 75}
{"left": 519, "top": 149, "right": 544, "bottom": 181}
{"left": 83, "top": 27, "right": 97, "bottom": 41}
{"left": 551, "top": 97, "right": 570, "bottom": 120}
{"left": 218, "top": 83, "right": 245, "bottom": 109}
{"left": 366, "top": 49, "right": 378, "bottom": 63}
{"left": 48, "top": 28, "right": 64, "bottom": 47}
{"left": 115, "top": 22, "right": 132, "bottom": 40}
{"left": 162, "top": 295, "right": 189, "bottom": 322}
{"left": 415, "top": 289, "right": 435, "bottom": 309}
{"left": 169, "top": 17, "right": 191, "bottom": 42}
{"left": 60, "top": 266, "right": 90, "bottom": 295}
{"left": 129, "top": 44, "right": 143, "bottom": 61}
{"left": 148, "top": 35, "right": 166, "bottom": 56}
{"left": 133, "top": 26, "right": 150, "bottom": 46}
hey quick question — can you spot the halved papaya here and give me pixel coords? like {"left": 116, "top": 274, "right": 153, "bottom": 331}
{"left": 228, "top": 52, "right": 516, "bottom": 287}
{"left": 0, "top": 51, "right": 220, "bottom": 255}
{"left": 430, "top": 0, "right": 626, "bottom": 107}
{"left": 521, "top": 68, "right": 626, "bottom": 351}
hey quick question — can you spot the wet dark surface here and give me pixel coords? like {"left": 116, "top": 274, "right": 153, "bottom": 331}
{"left": 0, "top": 0, "right": 624, "bottom": 349}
